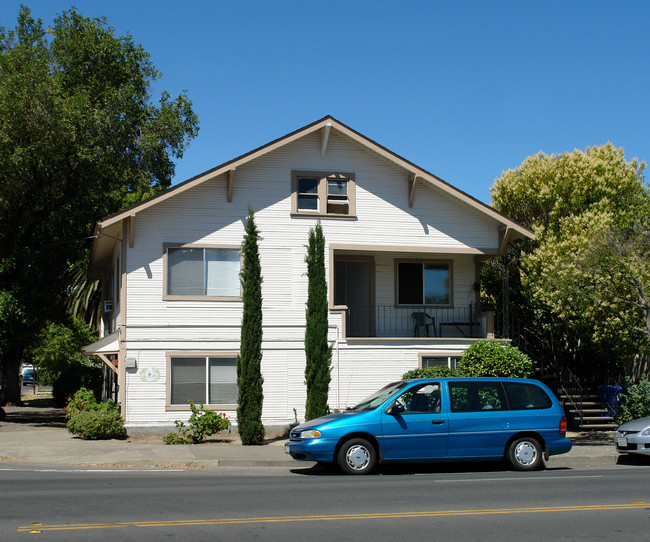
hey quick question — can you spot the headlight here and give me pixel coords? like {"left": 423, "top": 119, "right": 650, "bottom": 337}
{"left": 641, "top": 427, "right": 650, "bottom": 437}
{"left": 300, "top": 429, "right": 322, "bottom": 438}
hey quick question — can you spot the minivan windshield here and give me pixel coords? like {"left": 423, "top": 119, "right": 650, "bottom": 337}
{"left": 349, "top": 381, "right": 407, "bottom": 412}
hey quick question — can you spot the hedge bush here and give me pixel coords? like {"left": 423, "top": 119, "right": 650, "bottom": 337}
{"left": 459, "top": 341, "right": 532, "bottom": 378}
{"left": 67, "top": 409, "right": 126, "bottom": 440}
{"left": 65, "top": 387, "right": 119, "bottom": 420}
{"left": 65, "top": 387, "right": 125, "bottom": 440}
{"left": 402, "top": 366, "right": 458, "bottom": 380}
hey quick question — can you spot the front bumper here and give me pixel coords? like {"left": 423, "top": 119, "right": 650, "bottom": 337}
{"left": 615, "top": 434, "right": 650, "bottom": 454}
{"left": 285, "top": 438, "right": 337, "bottom": 463}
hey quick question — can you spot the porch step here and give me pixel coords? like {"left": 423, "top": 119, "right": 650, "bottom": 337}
{"left": 559, "top": 389, "right": 617, "bottom": 431}
{"left": 576, "top": 423, "right": 618, "bottom": 431}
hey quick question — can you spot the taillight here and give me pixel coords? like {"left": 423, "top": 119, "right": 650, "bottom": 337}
{"left": 559, "top": 416, "right": 567, "bottom": 435}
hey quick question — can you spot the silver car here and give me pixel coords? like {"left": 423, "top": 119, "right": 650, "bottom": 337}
{"left": 615, "top": 416, "right": 650, "bottom": 455}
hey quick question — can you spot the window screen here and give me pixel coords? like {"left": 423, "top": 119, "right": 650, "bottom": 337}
{"left": 170, "top": 357, "right": 206, "bottom": 404}
{"left": 171, "top": 356, "right": 238, "bottom": 406}
{"left": 167, "top": 247, "right": 240, "bottom": 297}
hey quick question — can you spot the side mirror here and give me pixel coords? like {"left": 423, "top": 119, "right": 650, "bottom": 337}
{"left": 387, "top": 403, "right": 405, "bottom": 415}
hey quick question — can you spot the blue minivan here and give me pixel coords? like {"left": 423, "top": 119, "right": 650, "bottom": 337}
{"left": 286, "top": 377, "right": 572, "bottom": 474}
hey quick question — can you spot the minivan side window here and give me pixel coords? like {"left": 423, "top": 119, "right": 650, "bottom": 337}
{"left": 397, "top": 383, "right": 441, "bottom": 414}
{"left": 503, "top": 382, "right": 553, "bottom": 410}
{"left": 449, "top": 381, "right": 506, "bottom": 412}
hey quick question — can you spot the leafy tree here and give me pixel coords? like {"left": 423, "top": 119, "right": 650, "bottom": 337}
{"left": 66, "top": 258, "right": 102, "bottom": 328}
{"left": 237, "top": 208, "right": 265, "bottom": 445}
{"left": 0, "top": 6, "right": 198, "bottom": 406}
{"left": 487, "top": 144, "right": 649, "bottom": 382}
{"left": 27, "top": 318, "right": 99, "bottom": 383}
{"left": 459, "top": 341, "right": 533, "bottom": 378}
{"left": 304, "top": 222, "right": 332, "bottom": 420}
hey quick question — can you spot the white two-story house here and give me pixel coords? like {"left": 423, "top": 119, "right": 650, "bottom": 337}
{"left": 83, "top": 116, "right": 533, "bottom": 429}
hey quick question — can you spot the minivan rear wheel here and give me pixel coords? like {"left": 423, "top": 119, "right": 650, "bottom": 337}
{"left": 337, "top": 438, "right": 376, "bottom": 475}
{"left": 507, "top": 437, "right": 543, "bottom": 471}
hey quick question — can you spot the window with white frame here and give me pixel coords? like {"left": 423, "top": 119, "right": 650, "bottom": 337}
{"left": 397, "top": 260, "right": 451, "bottom": 305}
{"left": 292, "top": 171, "right": 355, "bottom": 217}
{"left": 422, "top": 355, "right": 461, "bottom": 370}
{"left": 166, "top": 246, "right": 241, "bottom": 298}
{"left": 169, "top": 356, "right": 238, "bottom": 406}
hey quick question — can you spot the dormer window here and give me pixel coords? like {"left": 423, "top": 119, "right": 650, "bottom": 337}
{"left": 292, "top": 171, "right": 356, "bottom": 217}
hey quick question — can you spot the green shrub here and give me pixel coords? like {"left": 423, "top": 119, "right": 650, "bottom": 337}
{"left": 65, "top": 387, "right": 119, "bottom": 420}
{"left": 402, "top": 366, "right": 458, "bottom": 379}
{"left": 67, "top": 409, "right": 126, "bottom": 440}
{"left": 617, "top": 377, "right": 650, "bottom": 424}
{"left": 164, "top": 401, "right": 231, "bottom": 444}
{"left": 459, "top": 341, "right": 532, "bottom": 378}
{"left": 64, "top": 387, "right": 96, "bottom": 420}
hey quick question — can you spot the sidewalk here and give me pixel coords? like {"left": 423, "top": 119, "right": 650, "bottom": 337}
{"left": 0, "top": 394, "right": 623, "bottom": 470}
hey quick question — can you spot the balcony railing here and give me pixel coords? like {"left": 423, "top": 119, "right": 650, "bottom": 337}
{"left": 341, "top": 304, "right": 493, "bottom": 339}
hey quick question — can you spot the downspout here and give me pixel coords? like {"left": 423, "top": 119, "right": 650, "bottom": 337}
{"left": 119, "top": 219, "right": 128, "bottom": 419}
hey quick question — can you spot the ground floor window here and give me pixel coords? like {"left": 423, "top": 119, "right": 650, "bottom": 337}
{"left": 169, "top": 355, "right": 237, "bottom": 406}
{"left": 422, "top": 355, "right": 461, "bottom": 370}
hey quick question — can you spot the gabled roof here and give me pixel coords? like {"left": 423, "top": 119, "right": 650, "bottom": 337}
{"left": 90, "top": 116, "right": 533, "bottom": 274}
{"left": 97, "top": 115, "right": 532, "bottom": 234}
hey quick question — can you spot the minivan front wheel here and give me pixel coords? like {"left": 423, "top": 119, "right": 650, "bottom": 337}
{"left": 338, "top": 438, "right": 376, "bottom": 475}
{"left": 507, "top": 437, "right": 543, "bottom": 471}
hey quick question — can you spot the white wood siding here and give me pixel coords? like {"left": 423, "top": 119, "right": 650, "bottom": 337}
{"left": 120, "top": 131, "right": 503, "bottom": 427}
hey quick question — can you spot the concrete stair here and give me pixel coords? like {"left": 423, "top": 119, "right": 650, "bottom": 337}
{"left": 560, "top": 391, "right": 617, "bottom": 431}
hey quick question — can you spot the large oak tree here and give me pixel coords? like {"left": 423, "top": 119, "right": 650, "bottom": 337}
{"left": 0, "top": 7, "right": 198, "bottom": 405}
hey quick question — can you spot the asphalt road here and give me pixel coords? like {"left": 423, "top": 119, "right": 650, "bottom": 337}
{"left": 2, "top": 463, "right": 649, "bottom": 541}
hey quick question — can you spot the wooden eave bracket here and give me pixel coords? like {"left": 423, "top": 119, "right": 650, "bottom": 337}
{"left": 408, "top": 173, "right": 418, "bottom": 207}
{"left": 97, "top": 353, "right": 118, "bottom": 375}
{"left": 498, "top": 226, "right": 511, "bottom": 254}
{"left": 321, "top": 122, "right": 332, "bottom": 159}
{"left": 228, "top": 168, "right": 236, "bottom": 202}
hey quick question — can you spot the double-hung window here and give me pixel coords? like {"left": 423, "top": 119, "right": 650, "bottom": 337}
{"left": 169, "top": 355, "right": 238, "bottom": 408}
{"left": 397, "top": 260, "right": 451, "bottom": 305}
{"left": 165, "top": 245, "right": 241, "bottom": 299}
{"left": 292, "top": 171, "right": 355, "bottom": 217}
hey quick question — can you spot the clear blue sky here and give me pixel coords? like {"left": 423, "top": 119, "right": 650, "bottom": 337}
{"left": 2, "top": 1, "right": 648, "bottom": 203}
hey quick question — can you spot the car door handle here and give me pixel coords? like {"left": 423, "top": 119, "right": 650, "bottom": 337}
{"left": 431, "top": 419, "right": 445, "bottom": 424}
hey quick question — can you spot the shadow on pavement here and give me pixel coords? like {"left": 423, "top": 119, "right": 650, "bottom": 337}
{"left": 0, "top": 392, "right": 66, "bottom": 429}
{"left": 291, "top": 459, "right": 527, "bottom": 477}
{"left": 616, "top": 454, "right": 650, "bottom": 466}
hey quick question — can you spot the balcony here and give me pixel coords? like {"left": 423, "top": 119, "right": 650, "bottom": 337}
{"left": 339, "top": 304, "right": 494, "bottom": 339}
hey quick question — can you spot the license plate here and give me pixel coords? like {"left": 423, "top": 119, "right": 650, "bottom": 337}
{"left": 285, "top": 442, "right": 291, "bottom": 454}
{"left": 618, "top": 437, "right": 628, "bottom": 447}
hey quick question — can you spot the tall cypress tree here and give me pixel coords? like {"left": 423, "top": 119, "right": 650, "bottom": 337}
{"left": 304, "top": 222, "right": 332, "bottom": 420}
{"left": 237, "top": 208, "right": 265, "bottom": 445}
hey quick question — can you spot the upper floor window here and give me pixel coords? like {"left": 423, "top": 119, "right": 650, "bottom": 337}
{"left": 397, "top": 260, "right": 451, "bottom": 306}
{"left": 165, "top": 245, "right": 241, "bottom": 299}
{"left": 291, "top": 171, "right": 356, "bottom": 217}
